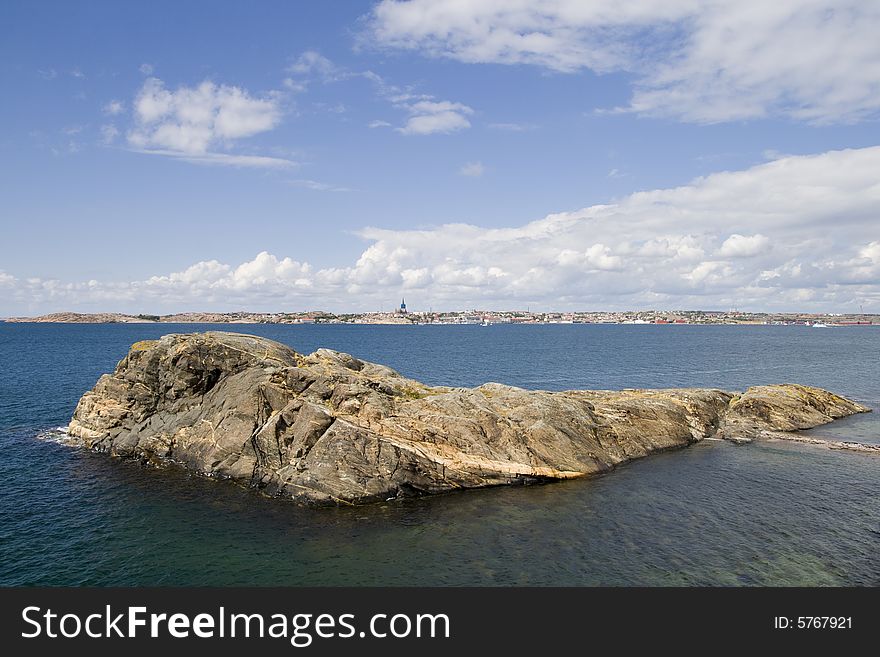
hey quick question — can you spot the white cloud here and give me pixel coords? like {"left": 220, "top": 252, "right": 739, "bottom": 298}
{"left": 459, "top": 161, "right": 485, "bottom": 177}
{"left": 396, "top": 99, "right": 473, "bottom": 135}
{"left": 285, "top": 50, "right": 389, "bottom": 91}
{"left": 130, "top": 78, "right": 279, "bottom": 150}
{"left": 70, "top": 68, "right": 85, "bottom": 79}
{"left": 282, "top": 50, "right": 372, "bottom": 96}
{"left": 139, "top": 63, "right": 154, "bottom": 75}
{"left": 556, "top": 247, "right": 611, "bottom": 271}
{"left": 287, "top": 50, "right": 337, "bottom": 77}
{"left": 281, "top": 50, "right": 474, "bottom": 137}
{"left": 125, "top": 77, "right": 289, "bottom": 167}
{"left": 399, "top": 112, "right": 470, "bottom": 135}
{"left": 366, "top": 0, "right": 880, "bottom": 124}
{"left": 102, "top": 100, "right": 125, "bottom": 116}
{"left": 6, "top": 146, "right": 880, "bottom": 314}
{"left": 718, "top": 234, "right": 771, "bottom": 258}
{"left": 146, "top": 251, "right": 313, "bottom": 291}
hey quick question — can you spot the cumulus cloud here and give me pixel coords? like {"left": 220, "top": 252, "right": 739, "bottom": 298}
{"left": 459, "top": 161, "right": 485, "bottom": 177}
{"left": 557, "top": 244, "right": 624, "bottom": 271}
{"left": 396, "top": 99, "right": 473, "bottom": 135}
{"left": 146, "top": 251, "right": 312, "bottom": 290}
{"left": 718, "top": 234, "right": 771, "bottom": 258}
{"left": 366, "top": 0, "right": 880, "bottom": 124}
{"left": 125, "top": 77, "right": 292, "bottom": 167}
{"left": 130, "top": 78, "right": 279, "bottom": 150}
{"left": 718, "top": 233, "right": 770, "bottom": 258}
{"left": 5, "top": 146, "right": 880, "bottom": 314}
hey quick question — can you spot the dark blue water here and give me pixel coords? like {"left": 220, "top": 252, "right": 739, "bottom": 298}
{"left": 1, "top": 323, "right": 878, "bottom": 586}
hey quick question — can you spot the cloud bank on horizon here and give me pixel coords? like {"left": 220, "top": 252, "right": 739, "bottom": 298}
{"left": 3, "top": 146, "right": 879, "bottom": 314}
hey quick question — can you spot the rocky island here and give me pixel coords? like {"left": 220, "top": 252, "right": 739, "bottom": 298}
{"left": 68, "top": 332, "right": 872, "bottom": 505}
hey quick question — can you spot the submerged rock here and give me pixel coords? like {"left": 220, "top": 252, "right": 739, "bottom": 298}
{"left": 67, "top": 332, "right": 871, "bottom": 505}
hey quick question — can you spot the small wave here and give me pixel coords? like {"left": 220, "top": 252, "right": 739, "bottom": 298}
{"left": 35, "top": 426, "right": 78, "bottom": 446}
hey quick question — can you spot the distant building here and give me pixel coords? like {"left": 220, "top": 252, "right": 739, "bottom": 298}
{"left": 397, "top": 298, "right": 407, "bottom": 314}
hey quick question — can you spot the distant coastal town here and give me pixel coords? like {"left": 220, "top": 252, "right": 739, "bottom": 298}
{"left": 4, "top": 299, "right": 878, "bottom": 326}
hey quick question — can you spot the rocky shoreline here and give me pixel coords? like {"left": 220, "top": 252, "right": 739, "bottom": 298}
{"left": 67, "top": 332, "right": 872, "bottom": 505}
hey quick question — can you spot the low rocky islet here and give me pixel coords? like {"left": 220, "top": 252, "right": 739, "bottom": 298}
{"left": 67, "top": 332, "right": 872, "bottom": 505}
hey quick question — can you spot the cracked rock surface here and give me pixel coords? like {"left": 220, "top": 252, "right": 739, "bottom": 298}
{"left": 68, "top": 332, "right": 871, "bottom": 505}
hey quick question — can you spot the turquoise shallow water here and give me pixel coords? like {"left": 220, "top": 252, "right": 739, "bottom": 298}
{"left": 0, "top": 323, "right": 878, "bottom": 585}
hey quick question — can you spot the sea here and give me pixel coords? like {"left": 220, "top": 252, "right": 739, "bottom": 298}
{"left": 0, "top": 322, "right": 877, "bottom": 586}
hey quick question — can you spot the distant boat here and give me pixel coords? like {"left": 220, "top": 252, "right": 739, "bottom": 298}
{"left": 812, "top": 322, "right": 828, "bottom": 328}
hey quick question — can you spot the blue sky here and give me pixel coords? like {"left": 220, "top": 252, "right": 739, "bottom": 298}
{"left": 1, "top": 0, "right": 879, "bottom": 314}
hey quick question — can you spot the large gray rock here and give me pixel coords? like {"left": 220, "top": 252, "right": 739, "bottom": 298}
{"left": 68, "top": 332, "right": 871, "bottom": 505}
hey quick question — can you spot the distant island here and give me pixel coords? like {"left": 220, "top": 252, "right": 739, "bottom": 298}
{"left": 67, "top": 332, "right": 873, "bottom": 505}
{"left": 4, "top": 309, "right": 879, "bottom": 326}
